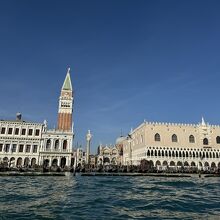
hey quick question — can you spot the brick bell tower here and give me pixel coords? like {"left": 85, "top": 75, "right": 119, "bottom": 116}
{"left": 57, "top": 68, "right": 73, "bottom": 131}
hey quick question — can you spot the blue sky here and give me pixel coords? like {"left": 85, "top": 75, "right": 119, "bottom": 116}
{"left": 0, "top": 0, "right": 220, "bottom": 153}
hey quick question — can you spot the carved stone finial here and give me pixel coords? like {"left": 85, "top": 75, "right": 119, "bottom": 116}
{"left": 202, "top": 116, "right": 206, "bottom": 126}
{"left": 67, "top": 67, "right": 71, "bottom": 74}
{"left": 86, "top": 130, "right": 92, "bottom": 141}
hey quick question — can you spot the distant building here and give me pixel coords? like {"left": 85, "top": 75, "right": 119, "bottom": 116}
{"left": 0, "top": 68, "right": 74, "bottom": 168}
{"left": 97, "top": 144, "right": 121, "bottom": 166}
{"left": 89, "top": 154, "right": 97, "bottom": 168}
{"left": 76, "top": 148, "right": 86, "bottom": 167}
{"left": 121, "top": 118, "right": 220, "bottom": 170}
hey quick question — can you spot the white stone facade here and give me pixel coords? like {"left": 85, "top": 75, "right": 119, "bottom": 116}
{"left": 76, "top": 148, "right": 86, "bottom": 167}
{"left": 121, "top": 119, "right": 220, "bottom": 170}
{"left": 39, "top": 129, "right": 73, "bottom": 167}
{"left": 0, "top": 119, "right": 43, "bottom": 167}
{"left": 0, "top": 118, "right": 74, "bottom": 168}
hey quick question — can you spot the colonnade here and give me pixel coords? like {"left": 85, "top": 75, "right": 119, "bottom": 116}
{"left": 0, "top": 156, "right": 38, "bottom": 167}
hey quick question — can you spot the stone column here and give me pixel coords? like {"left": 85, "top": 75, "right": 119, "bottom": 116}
{"left": 59, "top": 140, "right": 62, "bottom": 152}
{"left": 16, "top": 142, "right": 19, "bottom": 153}
{"left": 58, "top": 157, "right": 61, "bottom": 166}
{"left": 48, "top": 158, "right": 52, "bottom": 167}
{"left": 67, "top": 156, "right": 70, "bottom": 166}
{"left": 9, "top": 143, "right": 13, "bottom": 153}
{"left": 30, "top": 145, "right": 33, "bottom": 154}
{"left": 51, "top": 139, "right": 54, "bottom": 151}
{"left": 86, "top": 130, "right": 92, "bottom": 165}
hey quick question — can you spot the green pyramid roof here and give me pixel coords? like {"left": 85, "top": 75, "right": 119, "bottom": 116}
{"left": 62, "top": 68, "right": 72, "bottom": 91}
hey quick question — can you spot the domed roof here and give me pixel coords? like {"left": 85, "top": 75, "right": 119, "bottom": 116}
{"left": 116, "top": 136, "right": 126, "bottom": 144}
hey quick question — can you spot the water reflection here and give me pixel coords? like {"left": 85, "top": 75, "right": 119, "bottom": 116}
{"left": 0, "top": 175, "right": 220, "bottom": 219}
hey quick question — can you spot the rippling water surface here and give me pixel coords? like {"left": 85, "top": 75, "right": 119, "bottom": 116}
{"left": 0, "top": 174, "right": 220, "bottom": 219}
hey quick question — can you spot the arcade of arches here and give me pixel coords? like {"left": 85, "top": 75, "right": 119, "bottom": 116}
{"left": 143, "top": 159, "right": 220, "bottom": 169}
{"left": 40, "top": 156, "right": 68, "bottom": 168}
{"left": 0, "top": 157, "right": 37, "bottom": 167}
{"left": 133, "top": 146, "right": 220, "bottom": 169}
{"left": 45, "top": 139, "right": 69, "bottom": 151}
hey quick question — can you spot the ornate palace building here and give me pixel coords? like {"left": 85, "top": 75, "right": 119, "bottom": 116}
{"left": 0, "top": 68, "right": 74, "bottom": 168}
{"left": 97, "top": 144, "right": 123, "bottom": 166}
{"left": 121, "top": 118, "right": 220, "bottom": 170}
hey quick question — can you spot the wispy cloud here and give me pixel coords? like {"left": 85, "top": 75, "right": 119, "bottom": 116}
{"left": 94, "top": 73, "right": 196, "bottom": 114}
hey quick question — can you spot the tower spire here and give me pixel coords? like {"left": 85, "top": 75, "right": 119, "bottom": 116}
{"left": 57, "top": 68, "right": 74, "bottom": 131}
{"left": 62, "top": 67, "right": 73, "bottom": 91}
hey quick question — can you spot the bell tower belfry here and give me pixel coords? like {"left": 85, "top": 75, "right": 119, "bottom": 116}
{"left": 57, "top": 68, "right": 73, "bottom": 131}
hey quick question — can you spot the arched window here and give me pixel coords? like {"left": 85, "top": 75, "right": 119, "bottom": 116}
{"left": 63, "top": 140, "right": 67, "bottom": 150}
{"left": 170, "top": 161, "right": 175, "bottom": 166}
{"left": 203, "top": 138, "right": 208, "bottom": 145}
{"left": 175, "top": 151, "right": 178, "bottom": 157}
{"left": 191, "top": 161, "right": 196, "bottom": 167}
{"left": 206, "top": 152, "right": 209, "bottom": 158}
{"left": 154, "top": 133, "right": 160, "bottom": 142}
{"left": 204, "top": 161, "right": 209, "bottom": 167}
{"left": 211, "top": 162, "right": 216, "bottom": 168}
{"left": 46, "top": 139, "right": 51, "bottom": 149}
{"left": 31, "top": 158, "right": 36, "bottom": 167}
{"left": 156, "top": 160, "right": 161, "bottom": 166}
{"left": 182, "top": 151, "right": 185, "bottom": 158}
{"left": 177, "top": 161, "right": 182, "bottom": 166}
{"left": 216, "top": 136, "right": 220, "bottom": 144}
{"left": 172, "top": 134, "right": 178, "bottom": 142}
{"left": 147, "top": 150, "right": 150, "bottom": 156}
{"left": 184, "top": 161, "right": 189, "bottom": 166}
{"left": 162, "top": 161, "right": 168, "bottom": 166}
{"left": 189, "top": 135, "right": 195, "bottom": 143}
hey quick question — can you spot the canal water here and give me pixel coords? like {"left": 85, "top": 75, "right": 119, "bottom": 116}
{"left": 0, "top": 174, "right": 220, "bottom": 219}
